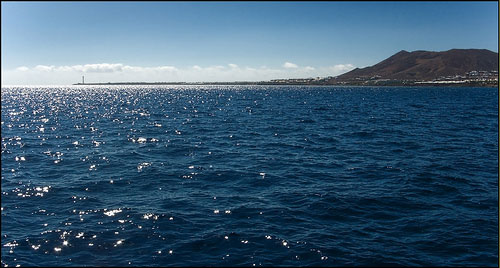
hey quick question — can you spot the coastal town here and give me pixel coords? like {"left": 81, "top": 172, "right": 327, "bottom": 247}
{"left": 267, "top": 69, "right": 499, "bottom": 86}
{"left": 299, "top": 69, "right": 499, "bottom": 86}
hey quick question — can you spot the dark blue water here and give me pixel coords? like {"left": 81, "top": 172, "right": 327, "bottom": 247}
{"left": 1, "top": 85, "right": 498, "bottom": 266}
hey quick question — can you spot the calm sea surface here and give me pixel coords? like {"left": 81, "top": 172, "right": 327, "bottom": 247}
{"left": 1, "top": 85, "right": 498, "bottom": 266}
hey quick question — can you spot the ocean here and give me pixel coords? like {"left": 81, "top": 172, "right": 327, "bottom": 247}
{"left": 1, "top": 85, "right": 498, "bottom": 266}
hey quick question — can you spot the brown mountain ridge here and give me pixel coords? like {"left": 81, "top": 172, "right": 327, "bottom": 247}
{"left": 335, "top": 48, "right": 498, "bottom": 81}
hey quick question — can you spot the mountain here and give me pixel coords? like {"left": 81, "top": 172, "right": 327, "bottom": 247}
{"left": 334, "top": 49, "right": 498, "bottom": 82}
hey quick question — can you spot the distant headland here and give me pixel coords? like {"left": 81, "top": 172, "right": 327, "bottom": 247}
{"left": 74, "top": 49, "right": 498, "bottom": 87}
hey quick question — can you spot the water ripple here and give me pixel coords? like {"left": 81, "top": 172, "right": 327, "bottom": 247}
{"left": 1, "top": 85, "right": 498, "bottom": 266}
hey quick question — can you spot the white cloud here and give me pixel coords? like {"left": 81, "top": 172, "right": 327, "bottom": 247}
{"left": 283, "top": 62, "right": 298, "bottom": 69}
{"left": 155, "top": 66, "right": 178, "bottom": 72}
{"left": 29, "top": 63, "right": 156, "bottom": 73}
{"left": 35, "top": 65, "right": 56, "bottom": 71}
{"left": 329, "top": 64, "right": 355, "bottom": 74}
{"left": 77, "top": 63, "right": 124, "bottom": 73}
{"left": 121, "top": 65, "right": 178, "bottom": 72}
{"left": 207, "top": 65, "right": 225, "bottom": 71}
{"left": 3, "top": 62, "right": 356, "bottom": 85}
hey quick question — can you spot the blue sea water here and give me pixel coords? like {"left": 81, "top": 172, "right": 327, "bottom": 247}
{"left": 1, "top": 85, "right": 498, "bottom": 267}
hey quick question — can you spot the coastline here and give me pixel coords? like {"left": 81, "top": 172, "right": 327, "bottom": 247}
{"left": 72, "top": 81, "right": 499, "bottom": 87}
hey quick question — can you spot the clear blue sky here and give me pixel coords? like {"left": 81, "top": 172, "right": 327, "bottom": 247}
{"left": 1, "top": 1, "right": 498, "bottom": 84}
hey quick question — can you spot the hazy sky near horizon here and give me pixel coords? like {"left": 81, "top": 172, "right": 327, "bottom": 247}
{"left": 2, "top": 1, "right": 498, "bottom": 85}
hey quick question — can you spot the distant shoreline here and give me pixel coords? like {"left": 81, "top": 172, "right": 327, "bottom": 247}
{"left": 72, "top": 81, "right": 498, "bottom": 87}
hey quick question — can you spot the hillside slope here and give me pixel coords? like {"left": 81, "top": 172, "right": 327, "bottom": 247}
{"left": 336, "top": 49, "right": 498, "bottom": 81}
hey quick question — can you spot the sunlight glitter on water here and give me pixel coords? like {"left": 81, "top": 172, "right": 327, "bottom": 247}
{"left": 1, "top": 85, "right": 498, "bottom": 267}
